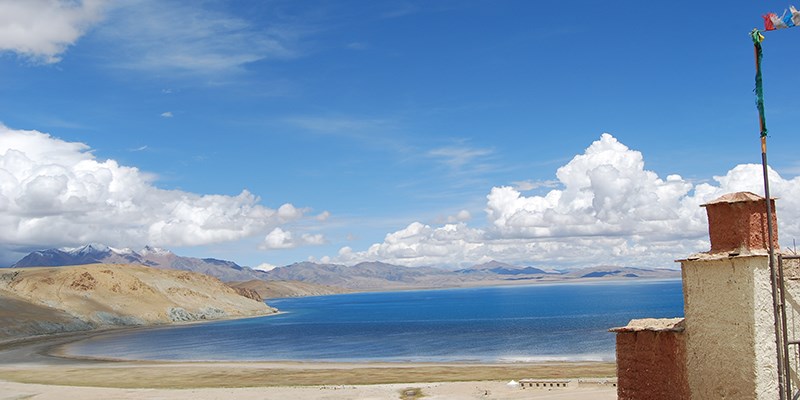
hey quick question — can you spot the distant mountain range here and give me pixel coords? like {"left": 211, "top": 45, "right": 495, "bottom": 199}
{"left": 9, "top": 244, "right": 681, "bottom": 291}
{"left": 11, "top": 243, "right": 267, "bottom": 282}
{"left": 261, "top": 261, "right": 458, "bottom": 290}
{"left": 457, "top": 260, "right": 549, "bottom": 275}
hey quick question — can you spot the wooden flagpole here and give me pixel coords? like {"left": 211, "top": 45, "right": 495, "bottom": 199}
{"left": 751, "top": 28, "right": 789, "bottom": 400}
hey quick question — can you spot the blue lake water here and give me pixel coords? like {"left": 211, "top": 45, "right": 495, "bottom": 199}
{"left": 64, "top": 279, "right": 684, "bottom": 363}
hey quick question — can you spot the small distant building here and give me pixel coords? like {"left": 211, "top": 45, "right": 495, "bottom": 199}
{"left": 518, "top": 378, "right": 574, "bottom": 389}
{"left": 516, "top": 377, "right": 617, "bottom": 390}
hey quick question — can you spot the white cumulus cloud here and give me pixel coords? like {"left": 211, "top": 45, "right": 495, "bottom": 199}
{"left": 486, "top": 134, "right": 700, "bottom": 239}
{"left": 452, "top": 209, "right": 471, "bottom": 222}
{"left": 437, "top": 209, "right": 471, "bottom": 224}
{"left": 332, "top": 133, "right": 800, "bottom": 269}
{"left": 260, "top": 227, "right": 326, "bottom": 250}
{"left": 301, "top": 233, "right": 326, "bottom": 245}
{"left": 261, "top": 227, "right": 294, "bottom": 249}
{"left": 511, "top": 179, "right": 559, "bottom": 191}
{"left": 0, "top": 0, "right": 107, "bottom": 63}
{"left": 0, "top": 124, "right": 308, "bottom": 261}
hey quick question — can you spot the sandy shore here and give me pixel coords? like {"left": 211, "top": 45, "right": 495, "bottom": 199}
{"left": 0, "top": 380, "right": 617, "bottom": 399}
{"left": 0, "top": 330, "right": 618, "bottom": 399}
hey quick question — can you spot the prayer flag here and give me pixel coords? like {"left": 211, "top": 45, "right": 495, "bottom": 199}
{"left": 773, "top": 13, "right": 789, "bottom": 29}
{"left": 763, "top": 13, "right": 776, "bottom": 31}
{"left": 763, "top": 6, "right": 800, "bottom": 31}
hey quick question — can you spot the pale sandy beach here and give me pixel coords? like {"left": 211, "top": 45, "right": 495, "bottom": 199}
{"left": 0, "top": 380, "right": 617, "bottom": 399}
{"left": 0, "top": 330, "right": 617, "bottom": 399}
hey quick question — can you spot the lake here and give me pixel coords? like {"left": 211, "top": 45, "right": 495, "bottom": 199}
{"left": 63, "top": 279, "right": 684, "bottom": 363}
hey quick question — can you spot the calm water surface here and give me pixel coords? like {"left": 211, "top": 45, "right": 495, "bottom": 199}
{"left": 64, "top": 280, "right": 683, "bottom": 362}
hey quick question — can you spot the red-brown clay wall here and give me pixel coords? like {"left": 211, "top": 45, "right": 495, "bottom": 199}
{"left": 616, "top": 331, "right": 689, "bottom": 400}
{"left": 706, "top": 200, "right": 778, "bottom": 254}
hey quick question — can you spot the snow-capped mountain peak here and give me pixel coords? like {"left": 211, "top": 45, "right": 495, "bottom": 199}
{"left": 111, "top": 246, "right": 135, "bottom": 255}
{"left": 11, "top": 244, "right": 261, "bottom": 282}
{"left": 139, "top": 246, "right": 172, "bottom": 256}
{"left": 62, "top": 243, "right": 112, "bottom": 255}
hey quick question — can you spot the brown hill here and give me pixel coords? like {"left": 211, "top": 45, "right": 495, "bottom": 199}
{"left": 0, "top": 264, "right": 276, "bottom": 340}
{"left": 11, "top": 244, "right": 268, "bottom": 282}
{"left": 230, "top": 279, "right": 352, "bottom": 299}
{"left": 563, "top": 266, "right": 680, "bottom": 279}
{"left": 0, "top": 292, "right": 93, "bottom": 339}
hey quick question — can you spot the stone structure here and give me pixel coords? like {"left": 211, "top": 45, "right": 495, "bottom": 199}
{"left": 681, "top": 192, "right": 779, "bottom": 399}
{"left": 702, "top": 191, "right": 778, "bottom": 254}
{"left": 611, "top": 318, "right": 688, "bottom": 400}
{"left": 680, "top": 253, "right": 778, "bottom": 399}
{"left": 612, "top": 192, "right": 782, "bottom": 399}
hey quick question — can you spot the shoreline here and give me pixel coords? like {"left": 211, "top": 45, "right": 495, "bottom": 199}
{"left": 0, "top": 322, "right": 618, "bottom": 399}
{"left": 11, "top": 279, "right": 674, "bottom": 365}
{"left": 46, "top": 318, "right": 616, "bottom": 366}
{"left": 0, "top": 282, "right": 630, "bottom": 398}
{"left": 291, "top": 276, "right": 682, "bottom": 297}
{"left": 5, "top": 326, "right": 619, "bottom": 370}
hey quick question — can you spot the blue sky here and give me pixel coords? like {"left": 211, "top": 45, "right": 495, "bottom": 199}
{"left": 2, "top": 1, "right": 800, "bottom": 269}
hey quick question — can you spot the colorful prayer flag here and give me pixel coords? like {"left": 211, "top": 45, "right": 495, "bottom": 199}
{"left": 763, "top": 6, "right": 800, "bottom": 31}
{"left": 773, "top": 13, "right": 789, "bottom": 29}
{"left": 750, "top": 29, "right": 768, "bottom": 138}
{"left": 763, "top": 13, "right": 776, "bottom": 31}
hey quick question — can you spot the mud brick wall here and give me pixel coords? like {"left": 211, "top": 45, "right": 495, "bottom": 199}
{"left": 616, "top": 330, "right": 689, "bottom": 400}
{"left": 704, "top": 194, "right": 778, "bottom": 254}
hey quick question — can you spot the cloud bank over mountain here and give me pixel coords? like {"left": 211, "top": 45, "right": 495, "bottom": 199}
{"left": 333, "top": 134, "right": 800, "bottom": 268}
{"left": 0, "top": 124, "right": 309, "bottom": 260}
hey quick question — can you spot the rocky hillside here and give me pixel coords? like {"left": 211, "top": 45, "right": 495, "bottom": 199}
{"left": 0, "top": 293, "right": 93, "bottom": 340}
{"left": 0, "top": 264, "right": 276, "bottom": 340}
{"left": 11, "top": 244, "right": 267, "bottom": 282}
{"left": 230, "top": 279, "right": 352, "bottom": 299}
